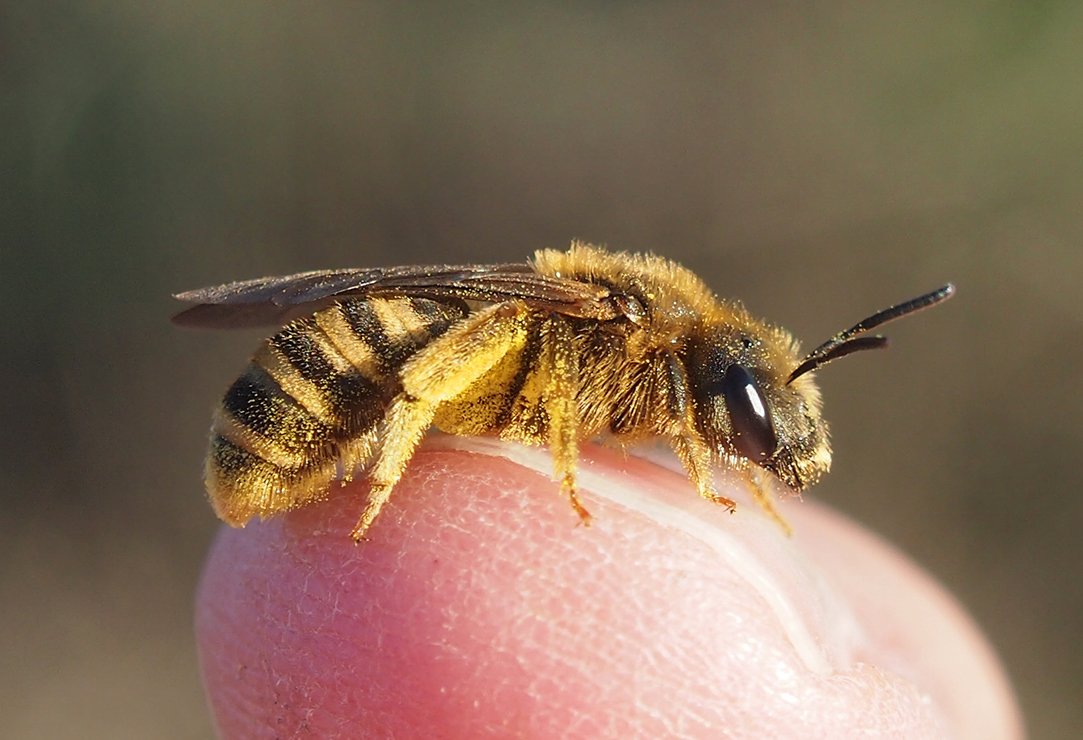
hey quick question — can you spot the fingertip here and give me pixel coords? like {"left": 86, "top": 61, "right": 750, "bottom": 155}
{"left": 198, "top": 446, "right": 613, "bottom": 738}
{"left": 196, "top": 442, "right": 1019, "bottom": 738}
{"left": 795, "top": 504, "right": 1025, "bottom": 740}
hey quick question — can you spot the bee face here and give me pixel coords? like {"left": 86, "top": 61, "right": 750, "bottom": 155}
{"left": 687, "top": 324, "right": 830, "bottom": 492}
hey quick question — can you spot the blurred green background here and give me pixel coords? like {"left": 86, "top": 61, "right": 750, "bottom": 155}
{"left": 3, "top": 2, "right": 1081, "bottom": 737}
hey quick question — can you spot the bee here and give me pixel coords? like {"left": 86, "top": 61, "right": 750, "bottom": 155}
{"left": 174, "top": 242, "right": 953, "bottom": 540}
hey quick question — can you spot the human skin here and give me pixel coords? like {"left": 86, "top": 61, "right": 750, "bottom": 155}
{"left": 196, "top": 439, "right": 1023, "bottom": 738}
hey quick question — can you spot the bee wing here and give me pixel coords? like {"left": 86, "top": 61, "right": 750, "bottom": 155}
{"left": 172, "top": 262, "right": 619, "bottom": 329}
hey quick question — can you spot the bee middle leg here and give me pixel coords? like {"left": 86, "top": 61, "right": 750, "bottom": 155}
{"left": 540, "top": 316, "right": 590, "bottom": 525}
{"left": 351, "top": 302, "right": 529, "bottom": 540}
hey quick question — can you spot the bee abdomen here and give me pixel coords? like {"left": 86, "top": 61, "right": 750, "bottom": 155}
{"left": 207, "top": 296, "right": 467, "bottom": 523}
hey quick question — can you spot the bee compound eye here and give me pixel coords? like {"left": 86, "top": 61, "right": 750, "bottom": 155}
{"left": 720, "top": 364, "right": 778, "bottom": 462}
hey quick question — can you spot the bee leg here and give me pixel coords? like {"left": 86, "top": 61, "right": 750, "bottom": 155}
{"left": 671, "top": 432, "right": 738, "bottom": 512}
{"left": 350, "top": 302, "right": 529, "bottom": 541}
{"left": 541, "top": 317, "right": 590, "bottom": 525}
{"left": 665, "top": 354, "right": 738, "bottom": 512}
{"left": 748, "top": 469, "right": 793, "bottom": 536}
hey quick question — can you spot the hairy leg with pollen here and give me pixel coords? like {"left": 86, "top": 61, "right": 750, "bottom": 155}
{"left": 351, "top": 302, "right": 530, "bottom": 540}
{"left": 748, "top": 468, "right": 793, "bottom": 536}
{"left": 664, "top": 354, "right": 789, "bottom": 531}
{"left": 665, "top": 354, "right": 738, "bottom": 513}
{"left": 540, "top": 316, "right": 590, "bottom": 524}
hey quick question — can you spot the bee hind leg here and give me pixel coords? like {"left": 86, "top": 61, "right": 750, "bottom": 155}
{"left": 350, "top": 302, "right": 530, "bottom": 541}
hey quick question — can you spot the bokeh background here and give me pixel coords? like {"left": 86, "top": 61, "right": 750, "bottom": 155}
{"left": 3, "top": 2, "right": 1081, "bottom": 737}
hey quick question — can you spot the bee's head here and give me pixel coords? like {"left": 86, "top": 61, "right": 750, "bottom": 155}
{"left": 688, "top": 285, "right": 954, "bottom": 490}
{"left": 687, "top": 324, "right": 829, "bottom": 490}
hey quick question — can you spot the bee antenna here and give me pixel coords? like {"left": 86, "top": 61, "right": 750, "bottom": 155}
{"left": 786, "top": 283, "right": 955, "bottom": 384}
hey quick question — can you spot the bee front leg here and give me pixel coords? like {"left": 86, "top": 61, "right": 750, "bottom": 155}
{"left": 671, "top": 432, "right": 738, "bottom": 513}
{"left": 351, "top": 302, "right": 529, "bottom": 541}
{"left": 665, "top": 354, "right": 738, "bottom": 513}
{"left": 747, "top": 468, "right": 793, "bottom": 537}
{"left": 541, "top": 316, "right": 590, "bottom": 525}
